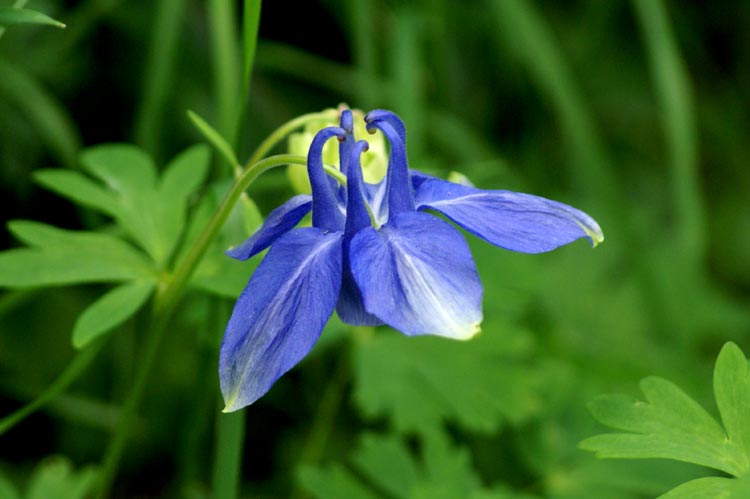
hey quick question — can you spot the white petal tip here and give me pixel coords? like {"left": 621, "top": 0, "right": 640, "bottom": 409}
{"left": 578, "top": 221, "right": 604, "bottom": 248}
{"left": 450, "top": 321, "right": 482, "bottom": 341}
{"left": 221, "top": 394, "right": 241, "bottom": 413}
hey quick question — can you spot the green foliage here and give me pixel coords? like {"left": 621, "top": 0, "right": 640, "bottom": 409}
{"left": 0, "top": 456, "right": 96, "bottom": 499}
{"left": 71, "top": 281, "right": 154, "bottom": 348}
{"left": 77, "top": 144, "right": 210, "bottom": 266}
{"left": 0, "top": 221, "right": 155, "bottom": 286}
{"left": 299, "top": 430, "right": 537, "bottom": 499}
{"left": 187, "top": 110, "right": 241, "bottom": 171}
{"left": 0, "top": 7, "right": 65, "bottom": 29}
{"left": 2, "top": 0, "right": 749, "bottom": 497}
{"left": 582, "top": 343, "right": 750, "bottom": 497}
{"left": 354, "top": 325, "right": 543, "bottom": 435}
{"left": 0, "top": 144, "right": 214, "bottom": 349}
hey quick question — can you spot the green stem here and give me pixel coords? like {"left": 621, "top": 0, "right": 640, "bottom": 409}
{"left": 632, "top": 0, "right": 704, "bottom": 263}
{"left": 241, "top": 1, "right": 262, "bottom": 97}
{"left": 232, "top": 0, "right": 262, "bottom": 150}
{"left": 208, "top": 0, "right": 239, "bottom": 142}
{"left": 96, "top": 312, "right": 169, "bottom": 498}
{"left": 211, "top": 410, "right": 246, "bottom": 499}
{"left": 0, "top": 339, "right": 104, "bottom": 436}
{"left": 133, "top": 0, "right": 186, "bottom": 159}
{"left": 246, "top": 110, "right": 338, "bottom": 166}
{"left": 155, "top": 153, "right": 306, "bottom": 316}
{"left": 95, "top": 154, "right": 306, "bottom": 496}
{"left": 350, "top": 0, "right": 378, "bottom": 108}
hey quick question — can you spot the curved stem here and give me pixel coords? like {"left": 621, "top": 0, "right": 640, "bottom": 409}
{"left": 246, "top": 110, "right": 338, "bottom": 166}
{"left": 95, "top": 153, "right": 306, "bottom": 497}
{"left": 154, "top": 154, "right": 307, "bottom": 316}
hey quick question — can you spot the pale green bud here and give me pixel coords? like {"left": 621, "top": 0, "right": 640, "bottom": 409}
{"left": 286, "top": 106, "right": 389, "bottom": 194}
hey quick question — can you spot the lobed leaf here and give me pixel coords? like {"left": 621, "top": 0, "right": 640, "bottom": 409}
{"left": 72, "top": 281, "right": 155, "bottom": 349}
{"left": 658, "top": 477, "right": 750, "bottom": 499}
{"left": 25, "top": 456, "right": 97, "bottom": 499}
{"left": 155, "top": 144, "right": 211, "bottom": 264}
{"left": 0, "top": 221, "right": 155, "bottom": 287}
{"left": 354, "top": 325, "right": 542, "bottom": 434}
{"left": 299, "top": 431, "right": 539, "bottom": 499}
{"left": 352, "top": 434, "right": 422, "bottom": 498}
{"left": 57, "top": 144, "right": 212, "bottom": 266}
{"left": 581, "top": 376, "right": 745, "bottom": 476}
{"left": 582, "top": 341, "right": 750, "bottom": 497}
{"left": 80, "top": 144, "right": 157, "bottom": 196}
{"left": 714, "top": 342, "right": 750, "bottom": 475}
{"left": 159, "top": 144, "right": 211, "bottom": 204}
{"left": 33, "top": 169, "right": 118, "bottom": 215}
{"left": 297, "top": 464, "right": 381, "bottom": 499}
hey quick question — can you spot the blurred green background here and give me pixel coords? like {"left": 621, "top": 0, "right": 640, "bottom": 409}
{"left": 0, "top": 0, "right": 748, "bottom": 497}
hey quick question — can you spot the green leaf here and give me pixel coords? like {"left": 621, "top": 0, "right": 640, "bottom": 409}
{"left": 354, "top": 324, "right": 543, "bottom": 434}
{"left": 159, "top": 144, "right": 211, "bottom": 203}
{"left": 33, "top": 169, "right": 118, "bottom": 215}
{"left": 156, "top": 144, "right": 211, "bottom": 263}
{"left": 176, "top": 179, "right": 259, "bottom": 299}
{"left": 80, "top": 144, "right": 164, "bottom": 262}
{"left": 352, "top": 433, "right": 422, "bottom": 498}
{"left": 659, "top": 477, "right": 750, "bottom": 499}
{"left": 297, "top": 464, "right": 381, "bottom": 499}
{"left": 71, "top": 144, "right": 209, "bottom": 266}
{"left": 80, "top": 144, "right": 157, "bottom": 195}
{"left": 0, "top": 473, "right": 19, "bottom": 499}
{"left": 581, "top": 377, "right": 745, "bottom": 476}
{"left": 72, "top": 281, "right": 155, "bottom": 349}
{"left": 187, "top": 110, "right": 241, "bottom": 170}
{"left": 0, "top": 7, "right": 65, "bottom": 28}
{"left": 714, "top": 343, "right": 750, "bottom": 465}
{"left": 299, "top": 430, "right": 539, "bottom": 499}
{"left": 26, "top": 456, "right": 97, "bottom": 499}
{"left": 581, "top": 342, "right": 750, "bottom": 495}
{"left": 0, "top": 221, "right": 155, "bottom": 287}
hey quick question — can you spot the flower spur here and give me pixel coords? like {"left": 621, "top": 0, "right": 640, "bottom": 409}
{"left": 219, "top": 109, "right": 603, "bottom": 411}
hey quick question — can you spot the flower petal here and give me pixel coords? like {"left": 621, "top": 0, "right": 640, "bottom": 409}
{"left": 220, "top": 228, "right": 343, "bottom": 411}
{"left": 414, "top": 178, "right": 604, "bottom": 253}
{"left": 350, "top": 211, "right": 483, "bottom": 340}
{"left": 336, "top": 140, "right": 384, "bottom": 326}
{"left": 226, "top": 194, "right": 311, "bottom": 260}
{"left": 336, "top": 269, "right": 383, "bottom": 326}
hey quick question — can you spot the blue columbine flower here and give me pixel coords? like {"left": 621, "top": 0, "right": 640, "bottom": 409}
{"left": 219, "top": 109, "right": 603, "bottom": 411}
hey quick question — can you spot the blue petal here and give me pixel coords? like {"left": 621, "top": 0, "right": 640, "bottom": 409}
{"left": 409, "top": 169, "right": 439, "bottom": 190}
{"left": 414, "top": 178, "right": 604, "bottom": 253}
{"left": 220, "top": 228, "right": 343, "bottom": 411}
{"left": 366, "top": 119, "right": 415, "bottom": 216}
{"left": 350, "top": 211, "right": 483, "bottom": 340}
{"left": 308, "top": 127, "right": 346, "bottom": 231}
{"left": 226, "top": 194, "right": 312, "bottom": 260}
{"left": 335, "top": 140, "right": 384, "bottom": 326}
{"left": 336, "top": 269, "right": 383, "bottom": 326}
